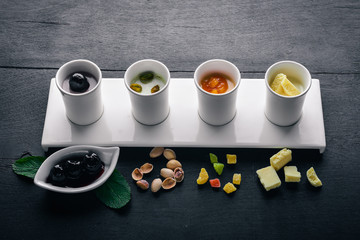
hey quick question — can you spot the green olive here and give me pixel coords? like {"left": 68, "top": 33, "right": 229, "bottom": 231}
{"left": 130, "top": 83, "right": 142, "bottom": 93}
{"left": 139, "top": 71, "right": 154, "bottom": 84}
{"left": 151, "top": 85, "right": 160, "bottom": 94}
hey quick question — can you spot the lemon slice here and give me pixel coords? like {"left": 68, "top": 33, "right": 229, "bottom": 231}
{"left": 306, "top": 167, "right": 322, "bottom": 187}
{"left": 196, "top": 168, "right": 209, "bottom": 185}
{"left": 270, "top": 73, "right": 287, "bottom": 95}
{"left": 281, "top": 78, "right": 301, "bottom": 96}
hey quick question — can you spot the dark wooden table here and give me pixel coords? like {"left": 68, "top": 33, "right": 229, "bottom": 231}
{"left": 1, "top": 0, "right": 359, "bottom": 239}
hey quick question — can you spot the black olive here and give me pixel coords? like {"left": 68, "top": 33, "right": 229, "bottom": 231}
{"left": 69, "top": 73, "right": 90, "bottom": 93}
{"left": 64, "top": 159, "right": 83, "bottom": 180}
{"left": 83, "top": 153, "right": 103, "bottom": 176}
{"left": 49, "top": 163, "right": 66, "bottom": 186}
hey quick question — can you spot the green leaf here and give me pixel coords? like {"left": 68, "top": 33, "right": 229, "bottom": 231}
{"left": 95, "top": 169, "right": 131, "bottom": 209}
{"left": 209, "top": 153, "right": 218, "bottom": 164}
{"left": 12, "top": 156, "right": 45, "bottom": 179}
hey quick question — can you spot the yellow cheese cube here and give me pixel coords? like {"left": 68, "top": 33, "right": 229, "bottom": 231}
{"left": 226, "top": 154, "right": 237, "bottom": 164}
{"left": 306, "top": 167, "right": 322, "bottom": 187}
{"left": 256, "top": 166, "right": 281, "bottom": 191}
{"left": 270, "top": 148, "right": 292, "bottom": 171}
{"left": 281, "top": 77, "right": 301, "bottom": 96}
{"left": 284, "top": 166, "right": 301, "bottom": 182}
{"left": 223, "top": 182, "right": 237, "bottom": 194}
{"left": 232, "top": 173, "right": 241, "bottom": 185}
{"left": 270, "top": 73, "right": 287, "bottom": 95}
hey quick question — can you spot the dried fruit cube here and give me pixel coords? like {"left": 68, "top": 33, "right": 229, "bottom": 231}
{"left": 209, "top": 153, "right": 218, "bottom": 164}
{"left": 213, "top": 163, "right": 224, "bottom": 175}
{"left": 196, "top": 168, "right": 209, "bottom": 185}
{"left": 270, "top": 148, "right": 292, "bottom": 171}
{"left": 226, "top": 154, "right": 237, "bottom": 164}
{"left": 223, "top": 182, "right": 237, "bottom": 194}
{"left": 306, "top": 167, "right": 322, "bottom": 187}
{"left": 232, "top": 173, "right": 241, "bottom": 185}
{"left": 209, "top": 178, "right": 221, "bottom": 188}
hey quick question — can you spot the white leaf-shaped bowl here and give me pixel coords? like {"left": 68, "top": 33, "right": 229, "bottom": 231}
{"left": 34, "top": 145, "right": 119, "bottom": 193}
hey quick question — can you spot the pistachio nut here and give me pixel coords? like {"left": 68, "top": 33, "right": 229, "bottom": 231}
{"left": 160, "top": 168, "right": 174, "bottom": 178}
{"left": 132, "top": 168, "right": 143, "bottom": 181}
{"left": 139, "top": 71, "right": 154, "bottom": 84}
{"left": 174, "top": 167, "right": 184, "bottom": 182}
{"left": 130, "top": 83, "right": 142, "bottom": 93}
{"left": 151, "top": 178, "right": 162, "bottom": 193}
{"left": 140, "top": 163, "right": 153, "bottom": 174}
{"left": 166, "top": 159, "right": 182, "bottom": 170}
{"left": 163, "top": 148, "right": 176, "bottom": 160}
{"left": 162, "top": 177, "right": 176, "bottom": 190}
{"left": 136, "top": 179, "right": 149, "bottom": 190}
{"left": 151, "top": 85, "right": 160, "bottom": 94}
{"left": 149, "top": 147, "right": 164, "bottom": 158}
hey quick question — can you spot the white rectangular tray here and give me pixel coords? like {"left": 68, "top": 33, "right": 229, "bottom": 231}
{"left": 41, "top": 78, "right": 326, "bottom": 153}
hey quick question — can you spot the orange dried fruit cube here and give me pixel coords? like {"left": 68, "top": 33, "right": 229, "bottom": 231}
{"left": 196, "top": 168, "right": 209, "bottom": 185}
{"left": 226, "top": 154, "right": 237, "bottom": 164}
{"left": 232, "top": 173, "right": 241, "bottom": 185}
{"left": 209, "top": 178, "right": 221, "bottom": 188}
{"left": 223, "top": 182, "right": 237, "bottom": 194}
{"left": 209, "top": 77, "right": 219, "bottom": 88}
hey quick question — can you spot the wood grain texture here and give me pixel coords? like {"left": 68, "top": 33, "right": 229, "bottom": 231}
{"left": 0, "top": 0, "right": 359, "bottom": 73}
{"left": 0, "top": 0, "right": 359, "bottom": 239}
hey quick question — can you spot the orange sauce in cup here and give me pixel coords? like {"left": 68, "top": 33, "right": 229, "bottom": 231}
{"left": 200, "top": 73, "right": 234, "bottom": 94}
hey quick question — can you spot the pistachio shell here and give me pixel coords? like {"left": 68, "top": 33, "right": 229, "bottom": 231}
{"left": 163, "top": 148, "right": 176, "bottom": 160}
{"left": 151, "top": 178, "right": 162, "bottom": 193}
{"left": 136, "top": 179, "right": 149, "bottom": 190}
{"left": 132, "top": 168, "right": 143, "bottom": 181}
{"left": 166, "top": 159, "right": 182, "bottom": 170}
{"left": 174, "top": 167, "right": 184, "bottom": 182}
{"left": 140, "top": 163, "right": 153, "bottom": 174}
{"left": 150, "top": 147, "right": 164, "bottom": 158}
{"left": 162, "top": 177, "right": 176, "bottom": 190}
{"left": 160, "top": 168, "right": 174, "bottom": 178}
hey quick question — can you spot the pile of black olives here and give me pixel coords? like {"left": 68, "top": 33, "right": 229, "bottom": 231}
{"left": 47, "top": 152, "right": 104, "bottom": 187}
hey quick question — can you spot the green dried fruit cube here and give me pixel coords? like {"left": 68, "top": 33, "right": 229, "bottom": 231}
{"left": 209, "top": 153, "right": 218, "bottom": 164}
{"left": 213, "top": 162, "right": 224, "bottom": 175}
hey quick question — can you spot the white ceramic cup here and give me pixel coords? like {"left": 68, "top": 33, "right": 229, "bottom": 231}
{"left": 124, "top": 59, "right": 170, "bottom": 125}
{"left": 194, "top": 59, "right": 241, "bottom": 126}
{"left": 264, "top": 60, "right": 312, "bottom": 126}
{"left": 55, "top": 59, "right": 103, "bottom": 125}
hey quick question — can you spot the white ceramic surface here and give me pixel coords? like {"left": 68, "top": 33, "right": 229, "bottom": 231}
{"left": 124, "top": 59, "right": 170, "bottom": 125}
{"left": 264, "top": 61, "right": 312, "bottom": 126}
{"left": 56, "top": 59, "right": 104, "bottom": 125}
{"left": 41, "top": 78, "right": 326, "bottom": 153}
{"left": 194, "top": 59, "right": 241, "bottom": 126}
{"left": 34, "top": 145, "right": 119, "bottom": 193}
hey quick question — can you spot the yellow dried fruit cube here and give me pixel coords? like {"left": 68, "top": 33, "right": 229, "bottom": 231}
{"left": 270, "top": 148, "right": 292, "bottom": 171}
{"left": 223, "top": 182, "right": 237, "bottom": 194}
{"left": 256, "top": 166, "right": 281, "bottom": 191}
{"left": 270, "top": 73, "right": 287, "bottom": 95}
{"left": 281, "top": 77, "right": 301, "bottom": 96}
{"left": 226, "top": 154, "right": 237, "bottom": 164}
{"left": 232, "top": 173, "right": 241, "bottom": 185}
{"left": 284, "top": 166, "right": 301, "bottom": 182}
{"left": 196, "top": 168, "right": 209, "bottom": 185}
{"left": 306, "top": 167, "right": 322, "bottom": 187}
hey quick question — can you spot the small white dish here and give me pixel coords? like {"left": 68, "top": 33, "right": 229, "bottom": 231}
{"left": 34, "top": 145, "right": 119, "bottom": 193}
